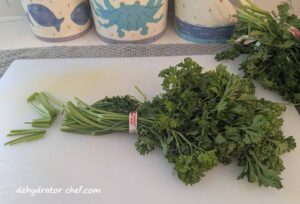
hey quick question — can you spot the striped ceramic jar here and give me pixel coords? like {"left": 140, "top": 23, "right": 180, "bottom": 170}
{"left": 175, "top": 0, "right": 239, "bottom": 43}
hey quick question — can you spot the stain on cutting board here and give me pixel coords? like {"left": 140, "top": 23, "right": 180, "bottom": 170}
{"left": 33, "top": 69, "right": 122, "bottom": 99}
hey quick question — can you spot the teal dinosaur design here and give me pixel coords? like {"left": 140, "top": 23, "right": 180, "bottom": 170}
{"left": 92, "top": 0, "right": 164, "bottom": 38}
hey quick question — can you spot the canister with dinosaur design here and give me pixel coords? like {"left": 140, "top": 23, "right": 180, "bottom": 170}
{"left": 90, "top": 0, "right": 168, "bottom": 43}
{"left": 21, "top": 0, "right": 92, "bottom": 42}
{"left": 175, "top": 0, "right": 239, "bottom": 43}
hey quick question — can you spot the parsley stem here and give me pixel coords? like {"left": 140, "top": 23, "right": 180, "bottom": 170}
{"left": 244, "top": 0, "right": 270, "bottom": 16}
{"left": 42, "top": 92, "right": 65, "bottom": 108}
{"left": 5, "top": 134, "right": 44, "bottom": 145}
{"left": 7, "top": 129, "right": 46, "bottom": 136}
{"left": 134, "top": 85, "right": 147, "bottom": 102}
{"left": 5, "top": 130, "right": 46, "bottom": 146}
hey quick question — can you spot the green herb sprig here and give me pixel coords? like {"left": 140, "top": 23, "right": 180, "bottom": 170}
{"left": 216, "top": 1, "right": 300, "bottom": 105}
{"left": 61, "top": 58, "right": 296, "bottom": 189}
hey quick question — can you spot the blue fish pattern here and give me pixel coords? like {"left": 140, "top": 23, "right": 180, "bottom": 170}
{"left": 71, "top": 2, "right": 91, "bottom": 25}
{"left": 27, "top": 4, "right": 64, "bottom": 32}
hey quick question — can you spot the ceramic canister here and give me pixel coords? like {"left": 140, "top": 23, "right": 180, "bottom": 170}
{"left": 90, "top": 0, "right": 168, "bottom": 43}
{"left": 21, "top": 0, "right": 92, "bottom": 42}
{"left": 175, "top": 0, "right": 239, "bottom": 43}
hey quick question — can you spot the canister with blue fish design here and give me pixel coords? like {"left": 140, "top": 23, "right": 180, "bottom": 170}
{"left": 90, "top": 0, "right": 168, "bottom": 43}
{"left": 175, "top": 0, "right": 240, "bottom": 43}
{"left": 21, "top": 0, "right": 92, "bottom": 42}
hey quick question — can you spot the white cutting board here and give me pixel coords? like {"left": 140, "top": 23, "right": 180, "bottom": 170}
{"left": 0, "top": 56, "right": 299, "bottom": 204}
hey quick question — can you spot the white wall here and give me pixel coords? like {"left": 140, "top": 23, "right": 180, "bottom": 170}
{"left": 0, "top": 0, "right": 299, "bottom": 17}
{"left": 0, "top": 0, "right": 24, "bottom": 17}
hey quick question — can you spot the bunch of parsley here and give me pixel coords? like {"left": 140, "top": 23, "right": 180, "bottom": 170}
{"left": 216, "top": 0, "right": 300, "bottom": 105}
{"left": 62, "top": 58, "right": 296, "bottom": 189}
